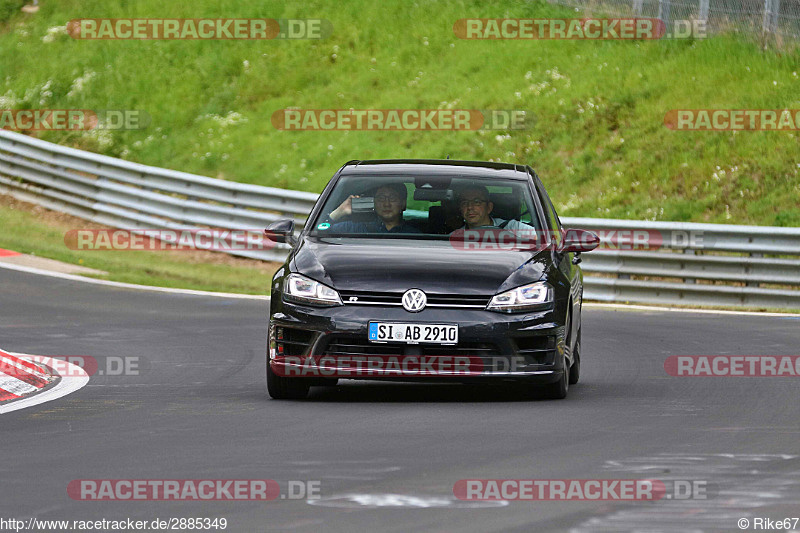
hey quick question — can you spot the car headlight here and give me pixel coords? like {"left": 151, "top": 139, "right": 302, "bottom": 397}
{"left": 283, "top": 274, "right": 342, "bottom": 307}
{"left": 487, "top": 282, "right": 553, "bottom": 313}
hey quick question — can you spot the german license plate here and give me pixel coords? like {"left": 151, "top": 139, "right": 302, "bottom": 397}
{"left": 368, "top": 323, "right": 458, "bottom": 344}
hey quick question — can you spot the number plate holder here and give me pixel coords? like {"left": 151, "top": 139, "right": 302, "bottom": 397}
{"left": 368, "top": 322, "right": 458, "bottom": 344}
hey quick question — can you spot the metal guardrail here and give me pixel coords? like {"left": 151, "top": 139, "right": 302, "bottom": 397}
{"left": 561, "top": 217, "right": 800, "bottom": 308}
{"left": 1, "top": 130, "right": 799, "bottom": 308}
{"left": 0, "top": 130, "right": 317, "bottom": 261}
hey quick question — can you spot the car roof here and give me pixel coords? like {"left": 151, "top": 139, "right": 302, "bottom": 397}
{"left": 339, "top": 159, "right": 531, "bottom": 180}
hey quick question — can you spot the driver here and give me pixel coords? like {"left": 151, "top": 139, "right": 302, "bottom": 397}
{"left": 455, "top": 185, "right": 534, "bottom": 231}
{"left": 327, "top": 183, "right": 420, "bottom": 233}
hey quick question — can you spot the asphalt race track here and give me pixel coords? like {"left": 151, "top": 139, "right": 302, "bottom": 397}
{"left": 2, "top": 267, "right": 800, "bottom": 533}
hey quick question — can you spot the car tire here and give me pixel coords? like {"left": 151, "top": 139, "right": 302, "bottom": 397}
{"left": 569, "top": 327, "right": 581, "bottom": 385}
{"left": 541, "top": 355, "right": 569, "bottom": 399}
{"left": 267, "top": 360, "right": 310, "bottom": 400}
{"left": 541, "top": 309, "right": 571, "bottom": 399}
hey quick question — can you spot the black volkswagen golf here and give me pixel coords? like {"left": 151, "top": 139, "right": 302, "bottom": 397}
{"left": 264, "top": 160, "right": 598, "bottom": 400}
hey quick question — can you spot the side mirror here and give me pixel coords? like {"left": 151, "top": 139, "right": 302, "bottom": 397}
{"left": 561, "top": 229, "right": 600, "bottom": 253}
{"left": 265, "top": 219, "right": 297, "bottom": 246}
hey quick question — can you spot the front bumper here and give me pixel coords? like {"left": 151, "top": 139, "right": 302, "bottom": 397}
{"left": 269, "top": 300, "right": 567, "bottom": 383}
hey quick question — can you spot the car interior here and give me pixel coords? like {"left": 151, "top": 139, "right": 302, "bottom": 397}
{"left": 318, "top": 177, "right": 539, "bottom": 235}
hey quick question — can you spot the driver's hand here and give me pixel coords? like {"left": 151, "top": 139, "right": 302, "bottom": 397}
{"left": 330, "top": 195, "right": 359, "bottom": 221}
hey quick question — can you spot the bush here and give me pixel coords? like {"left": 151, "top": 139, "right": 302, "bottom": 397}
{"left": 0, "top": 0, "right": 25, "bottom": 23}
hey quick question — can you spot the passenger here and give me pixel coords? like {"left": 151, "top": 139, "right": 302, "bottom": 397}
{"left": 327, "top": 183, "right": 420, "bottom": 233}
{"left": 456, "top": 185, "right": 534, "bottom": 230}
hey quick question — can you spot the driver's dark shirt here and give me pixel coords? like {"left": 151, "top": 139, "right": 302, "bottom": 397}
{"left": 329, "top": 219, "right": 421, "bottom": 234}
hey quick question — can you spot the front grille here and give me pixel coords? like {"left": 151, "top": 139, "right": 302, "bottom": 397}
{"left": 323, "top": 337, "right": 403, "bottom": 356}
{"left": 321, "top": 336, "right": 499, "bottom": 357}
{"left": 426, "top": 294, "right": 492, "bottom": 307}
{"left": 338, "top": 290, "right": 491, "bottom": 309}
{"left": 339, "top": 291, "right": 402, "bottom": 306}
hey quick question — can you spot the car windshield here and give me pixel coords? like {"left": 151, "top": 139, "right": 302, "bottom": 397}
{"left": 308, "top": 175, "right": 542, "bottom": 239}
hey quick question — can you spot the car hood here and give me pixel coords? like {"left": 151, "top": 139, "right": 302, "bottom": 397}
{"left": 292, "top": 237, "right": 550, "bottom": 295}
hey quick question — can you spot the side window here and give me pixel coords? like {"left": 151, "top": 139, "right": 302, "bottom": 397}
{"left": 485, "top": 184, "right": 538, "bottom": 227}
{"left": 532, "top": 178, "right": 562, "bottom": 246}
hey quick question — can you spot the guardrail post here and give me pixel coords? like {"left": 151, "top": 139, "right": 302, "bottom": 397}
{"left": 699, "top": 0, "right": 709, "bottom": 23}
{"left": 748, "top": 252, "right": 762, "bottom": 287}
{"left": 658, "top": 0, "right": 671, "bottom": 30}
{"left": 683, "top": 249, "right": 696, "bottom": 284}
{"left": 762, "top": 0, "right": 780, "bottom": 35}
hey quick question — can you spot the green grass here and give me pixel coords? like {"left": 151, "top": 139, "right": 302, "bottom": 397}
{"left": 1, "top": 0, "right": 798, "bottom": 225}
{"left": 0, "top": 199, "right": 275, "bottom": 294}
{"left": 0, "top": 0, "right": 799, "bottom": 294}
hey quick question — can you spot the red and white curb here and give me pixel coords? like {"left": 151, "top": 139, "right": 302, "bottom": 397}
{"left": 0, "top": 350, "right": 53, "bottom": 401}
{"left": 0, "top": 248, "right": 21, "bottom": 258}
{"left": 0, "top": 349, "right": 89, "bottom": 414}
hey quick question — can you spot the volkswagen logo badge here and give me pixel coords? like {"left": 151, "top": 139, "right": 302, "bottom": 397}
{"left": 402, "top": 289, "right": 427, "bottom": 312}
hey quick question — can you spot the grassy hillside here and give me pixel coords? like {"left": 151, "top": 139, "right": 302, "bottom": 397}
{"left": 1, "top": 0, "right": 799, "bottom": 226}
